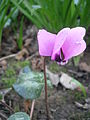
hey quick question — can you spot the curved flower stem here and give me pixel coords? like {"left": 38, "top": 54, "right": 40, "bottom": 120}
{"left": 43, "top": 57, "right": 49, "bottom": 118}
{"left": 30, "top": 100, "right": 35, "bottom": 120}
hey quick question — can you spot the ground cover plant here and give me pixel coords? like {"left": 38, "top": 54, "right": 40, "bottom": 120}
{"left": 7, "top": 66, "right": 52, "bottom": 120}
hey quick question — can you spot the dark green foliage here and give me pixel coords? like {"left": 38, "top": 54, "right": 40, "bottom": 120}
{"left": 0, "top": 0, "right": 18, "bottom": 44}
{"left": 11, "top": 0, "right": 90, "bottom": 33}
{"left": 16, "top": 16, "right": 24, "bottom": 50}
{"left": 1, "top": 60, "right": 30, "bottom": 88}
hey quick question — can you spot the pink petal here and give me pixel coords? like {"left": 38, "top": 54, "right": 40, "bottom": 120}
{"left": 37, "top": 29, "right": 56, "bottom": 56}
{"left": 51, "top": 28, "right": 70, "bottom": 60}
{"left": 62, "top": 27, "right": 86, "bottom": 60}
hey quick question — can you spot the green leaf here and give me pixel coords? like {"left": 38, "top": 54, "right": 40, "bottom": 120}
{"left": 13, "top": 66, "right": 52, "bottom": 100}
{"left": 11, "top": 8, "right": 19, "bottom": 20}
{"left": 8, "top": 112, "right": 30, "bottom": 120}
{"left": 73, "top": 55, "right": 81, "bottom": 66}
{"left": 72, "top": 78, "right": 86, "bottom": 98}
{"left": 10, "top": 0, "right": 42, "bottom": 28}
{"left": 0, "top": 94, "right": 2, "bottom": 100}
{"left": 10, "top": 0, "right": 89, "bottom": 33}
{"left": 0, "top": 0, "right": 18, "bottom": 44}
{"left": 17, "top": 16, "right": 24, "bottom": 50}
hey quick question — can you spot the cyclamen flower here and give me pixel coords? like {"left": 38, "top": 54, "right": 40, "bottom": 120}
{"left": 37, "top": 27, "right": 86, "bottom": 65}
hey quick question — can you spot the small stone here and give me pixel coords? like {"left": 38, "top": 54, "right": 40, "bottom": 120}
{"left": 46, "top": 67, "right": 60, "bottom": 87}
{"left": 0, "top": 60, "right": 7, "bottom": 66}
{"left": 85, "top": 98, "right": 90, "bottom": 104}
{"left": 79, "top": 62, "right": 90, "bottom": 73}
{"left": 75, "top": 101, "right": 88, "bottom": 110}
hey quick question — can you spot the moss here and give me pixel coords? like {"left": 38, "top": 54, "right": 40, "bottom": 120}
{"left": 68, "top": 90, "right": 85, "bottom": 101}
{"left": 61, "top": 68, "right": 67, "bottom": 73}
{"left": 84, "top": 112, "right": 90, "bottom": 118}
{"left": 0, "top": 94, "right": 2, "bottom": 100}
{"left": 1, "top": 60, "right": 30, "bottom": 88}
{"left": 49, "top": 62, "right": 67, "bottom": 73}
{"left": 13, "top": 60, "right": 30, "bottom": 69}
{"left": 2, "top": 77, "right": 16, "bottom": 88}
{"left": 69, "top": 112, "right": 90, "bottom": 120}
{"left": 14, "top": 105, "right": 20, "bottom": 112}
{"left": 5, "top": 68, "right": 16, "bottom": 77}
{"left": 49, "top": 62, "right": 60, "bottom": 73}
{"left": 73, "top": 56, "right": 81, "bottom": 66}
{"left": 74, "top": 91, "right": 85, "bottom": 101}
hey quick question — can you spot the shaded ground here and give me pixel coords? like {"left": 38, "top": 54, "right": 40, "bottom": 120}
{"left": 0, "top": 23, "right": 90, "bottom": 120}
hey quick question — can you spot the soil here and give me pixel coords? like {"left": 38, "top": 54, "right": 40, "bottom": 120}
{"left": 0, "top": 22, "right": 90, "bottom": 120}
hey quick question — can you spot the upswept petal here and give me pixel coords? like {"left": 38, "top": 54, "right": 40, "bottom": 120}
{"left": 62, "top": 27, "right": 86, "bottom": 60}
{"left": 51, "top": 28, "right": 70, "bottom": 60}
{"left": 37, "top": 29, "right": 56, "bottom": 56}
{"left": 63, "top": 40, "right": 86, "bottom": 60}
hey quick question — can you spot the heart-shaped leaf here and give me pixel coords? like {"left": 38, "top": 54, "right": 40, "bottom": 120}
{"left": 8, "top": 112, "right": 30, "bottom": 120}
{"left": 13, "top": 66, "right": 52, "bottom": 100}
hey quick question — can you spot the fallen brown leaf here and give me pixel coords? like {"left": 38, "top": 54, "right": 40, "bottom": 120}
{"left": 15, "top": 48, "right": 29, "bottom": 60}
{"left": 0, "top": 60, "right": 7, "bottom": 70}
{"left": 24, "top": 100, "right": 31, "bottom": 113}
{"left": 79, "top": 62, "right": 90, "bottom": 73}
{"left": 24, "top": 38, "right": 33, "bottom": 47}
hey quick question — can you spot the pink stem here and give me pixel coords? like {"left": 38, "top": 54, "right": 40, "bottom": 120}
{"left": 43, "top": 57, "right": 49, "bottom": 118}
{"left": 30, "top": 100, "right": 35, "bottom": 120}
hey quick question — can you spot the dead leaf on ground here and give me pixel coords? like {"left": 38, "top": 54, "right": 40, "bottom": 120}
{"left": 15, "top": 48, "right": 29, "bottom": 60}
{"left": 0, "top": 60, "right": 7, "bottom": 70}
{"left": 24, "top": 100, "right": 31, "bottom": 113}
{"left": 31, "top": 55, "right": 43, "bottom": 71}
{"left": 24, "top": 38, "right": 33, "bottom": 47}
{"left": 79, "top": 62, "right": 90, "bottom": 73}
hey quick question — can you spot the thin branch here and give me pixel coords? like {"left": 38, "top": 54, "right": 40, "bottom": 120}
{"left": 0, "top": 48, "right": 28, "bottom": 61}
{"left": 30, "top": 100, "right": 35, "bottom": 120}
{"left": 26, "top": 52, "right": 39, "bottom": 60}
{"left": 0, "top": 100, "right": 14, "bottom": 113}
{"left": 0, "top": 54, "right": 16, "bottom": 61}
{"left": 0, "top": 111, "right": 8, "bottom": 119}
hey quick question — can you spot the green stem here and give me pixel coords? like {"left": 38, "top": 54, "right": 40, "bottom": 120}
{"left": 0, "top": 30, "right": 2, "bottom": 50}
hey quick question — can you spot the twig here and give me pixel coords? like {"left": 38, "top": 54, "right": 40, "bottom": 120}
{"left": 0, "top": 111, "right": 8, "bottom": 119}
{"left": 0, "top": 51, "right": 39, "bottom": 61}
{"left": 0, "top": 54, "right": 16, "bottom": 61}
{"left": 0, "top": 100, "right": 14, "bottom": 113}
{"left": 30, "top": 100, "right": 35, "bottom": 120}
{"left": 0, "top": 48, "right": 29, "bottom": 61}
{"left": 43, "top": 57, "right": 49, "bottom": 118}
{"left": 26, "top": 52, "right": 39, "bottom": 60}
